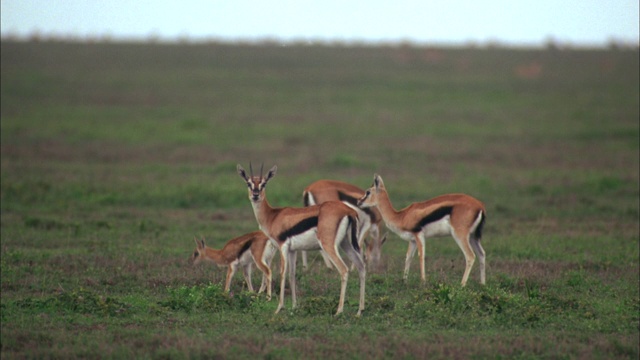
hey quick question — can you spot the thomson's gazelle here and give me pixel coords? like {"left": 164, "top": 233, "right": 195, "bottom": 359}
{"left": 190, "top": 232, "right": 277, "bottom": 299}
{"left": 238, "top": 164, "right": 366, "bottom": 316}
{"left": 358, "top": 174, "right": 487, "bottom": 286}
{"left": 302, "top": 180, "right": 386, "bottom": 269}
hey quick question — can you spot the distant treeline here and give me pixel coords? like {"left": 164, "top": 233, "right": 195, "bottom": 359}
{"left": 1, "top": 32, "right": 638, "bottom": 51}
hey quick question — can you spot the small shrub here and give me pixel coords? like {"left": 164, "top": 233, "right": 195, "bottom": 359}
{"left": 525, "top": 279, "right": 541, "bottom": 300}
{"left": 367, "top": 296, "right": 396, "bottom": 313}
{"left": 433, "top": 283, "right": 453, "bottom": 305}
{"left": 14, "top": 288, "right": 130, "bottom": 316}
{"left": 297, "top": 296, "right": 340, "bottom": 316}
{"left": 566, "top": 270, "right": 586, "bottom": 288}
{"left": 158, "top": 284, "right": 265, "bottom": 313}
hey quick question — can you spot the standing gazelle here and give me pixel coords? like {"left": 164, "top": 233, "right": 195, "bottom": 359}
{"left": 357, "top": 174, "right": 486, "bottom": 286}
{"left": 237, "top": 164, "right": 366, "bottom": 316}
{"left": 190, "top": 231, "right": 277, "bottom": 299}
{"left": 301, "top": 180, "right": 386, "bottom": 269}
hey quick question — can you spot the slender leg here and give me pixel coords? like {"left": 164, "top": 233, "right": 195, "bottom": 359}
{"left": 255, "top": 256, "right": 272, "bottom": 300}
{"left": 319, "top": 250, "right": 335, "bottom": 269}
{"left": 276, "top": 247, "right": 288, "bottom": 314}
{"left": 415, "top": 233, "right": 427, "bottom": 283}
{"left": 356, "top": 215, "right": 371, "bottom": 266}
{"left": 452, "top": 231, "right": 476, "bottom": 287}
{"left": 242, "top": 263, "right": 254, "bottom": 292}
{"left": 470, "top": 237, "right": 486, "bottom": 285}
{"left": 288, "top": 250, "right": 298, "bottom": 308}
{"left": 341, "top": 238, "right": 366, "bottom": 316}
{"left": 320, "top": 240, "right": 349, "bottom": 316}
{"left": 403, "top": 240, "right": 417, "bottom": 281}
{"left": 301, "top": 251, "right": 308, "bottom": 270}
{"left": 225, "top": 263, "right": 238, "bottom": 293}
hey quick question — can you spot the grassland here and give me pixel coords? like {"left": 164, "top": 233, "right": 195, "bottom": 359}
{"left": 1, "top": 41, "right": 639, "bottom": 359}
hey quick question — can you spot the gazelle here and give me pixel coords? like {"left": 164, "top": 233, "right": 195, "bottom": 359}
{"left": 190, "top": 231, "right": 277, "bottom": 299}
{"left": 357, "top": 174, "right": 487, "bottom": 286}
{"left": 301, "top": 180, "right": 386, "bottom": 269}
{"left": 237, "top": 163, "right": 366, "bottom": 316}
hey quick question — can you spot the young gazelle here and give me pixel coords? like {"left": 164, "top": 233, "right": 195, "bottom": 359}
{"left": 301, "top": 180, "right": 386, "bottom": 269}
{"left": 237, "top": 164, "right": 366, "bottom": 316}
{"left": 190, "top": 231, "right": 277, "bottom": 299}
{"left": 357, "top": 174, "right": 487, "bottom": 286}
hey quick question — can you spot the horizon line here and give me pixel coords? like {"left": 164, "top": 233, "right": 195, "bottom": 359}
{"left": 2, "top": 33, "right": 639, "bottom": 50}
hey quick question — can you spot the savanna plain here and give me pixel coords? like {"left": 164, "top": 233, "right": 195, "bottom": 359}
{"left": 1, "top": 41, "right": 639, "bottom": 359}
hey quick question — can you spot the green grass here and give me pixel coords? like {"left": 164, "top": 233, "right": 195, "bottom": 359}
{"left": 1, "top": 41, "right": 639, "bottom": 359}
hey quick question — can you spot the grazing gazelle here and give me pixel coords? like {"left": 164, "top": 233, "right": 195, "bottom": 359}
{"left": 190, "top": 231, "right": 277, "bottom": 299}
{"left": 301, "top": 180, "right": 386, "bottom": 269}
{"left": 357, "top": 174, "right": 487, "bottom": 286}
{"left": 237, "top": 163, "right": 366, "bottom": 316}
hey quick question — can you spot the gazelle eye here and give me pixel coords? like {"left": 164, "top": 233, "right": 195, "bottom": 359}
{"left": 365, "top": 190, "right": 370, "bottom": 196}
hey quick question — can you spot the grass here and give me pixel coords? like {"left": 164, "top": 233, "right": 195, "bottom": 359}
{"left": 1, "top": 40, "right": 639, "bottom": 359}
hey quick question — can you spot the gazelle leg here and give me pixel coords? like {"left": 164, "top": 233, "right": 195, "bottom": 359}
{"left": 225, "top": 263, "right": 237, "bottom": 293}
{"left": 320, "top": 242, "right": 350, "bottom": 316}
{"left": 256, "top": 258, "right": 272, "bottom": 300}
{"left": 470, "top": 236, "right": 486, "bottom": 285}
{"left": 301, "top": 251, "right": 308, "bottom": 270}
{"left": 242, "top": 263, "right": 254, "bottom": 292}
{"left": 452, "top": 231, "right": 476, "bottom": 287}
{"left": 276, "top": 248, "right": 288, "bottom": 314}
{"left": 415, "top": 234, "right": 427, "bottom": 283}
{"left": 340, "top": 238, "right": 366, "bottom": 316}
{"left": 319, "top": 250, "right": 335, "bottom": 269}
{"left": 403, "top": 240, "right": 417, "bottom": 281}
{"left": 355, "top": 217, "right": 371, "bottom": 267}
{"left": 288, "top": 250, "right": 298, "bottom": 309}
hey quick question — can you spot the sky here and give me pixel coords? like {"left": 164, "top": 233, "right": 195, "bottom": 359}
{"left": 1, "top": 0, "right": 638, "bottom": 46}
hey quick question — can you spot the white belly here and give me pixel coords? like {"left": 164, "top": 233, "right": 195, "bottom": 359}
{"left": 385, "top": 222, "right": 415, "bottom": 241}
{"left": 288, "top": 228, "right": 321, "bottom": 251}
{"left": 237, "top": 250, "right": 253, "bottom": 266}
{"left": 386, "top": 215, "right": 452, "bottom": 240}
{"left": 421, "top": 215, "right": 451, "bottom": 238}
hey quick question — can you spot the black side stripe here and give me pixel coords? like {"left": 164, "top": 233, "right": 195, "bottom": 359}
{"left": 337, "top": 191, "right": 358, "bottom": 205}
{"left": 338, "top": 191, "right": 377, "bottom": 220}
{"left": 278, "top": 216, "right": 318, "bottom": 242}
{"left": 238, "top": 241, "right": 252, "bottom": 257}
{"left": 411, "top": 206, "right": 453, "bottom": 233}
{"left": 348, "top": 215, "right": 359, "bottom": 252}
{"left": 474, "top": 211, "right": 485, "bottom": 240}
{"left": 303, "top": 191, "right": 311, "bottom": 207}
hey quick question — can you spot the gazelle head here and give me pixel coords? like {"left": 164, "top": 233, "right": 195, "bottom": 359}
{"left": 357, "top": 174, "right": 385, "bottom": 208}
{"left": 237, "top": 163, "right": 277, "bottom": 203}
{"left": 364, "top": 232, "right": 387, "bottom": 268}
{"left": 190, "top": 237, "right": 206, "bottom": 265}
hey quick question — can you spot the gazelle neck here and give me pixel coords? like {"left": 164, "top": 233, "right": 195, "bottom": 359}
{"left": 251, "top": 195, "right": 277, "bottom": 236}
{"left": 375, "top": 188, "right": 402, "bottom": 225}
{"left": 203, "top": 247, "right": 226, "bottom": 264}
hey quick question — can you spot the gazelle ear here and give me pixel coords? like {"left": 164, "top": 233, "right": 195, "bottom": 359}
{"left": 237, "top": 164, "right": 248, "bottom": 181}
{"left": 199, "top": 237, "right": 206, "bottom": 249}
{"left": 194, "top": 236, "right": 200, "bottom": 247}
{"left": 373, "top": 174, "right": 382, "bottom": 189}
{"left": 265, "top": 165, "right": 277, "bottom": 182}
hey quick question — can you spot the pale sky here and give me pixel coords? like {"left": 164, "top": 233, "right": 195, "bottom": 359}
{"left": 1, "top": 0, "right": 638, "bottom": 46}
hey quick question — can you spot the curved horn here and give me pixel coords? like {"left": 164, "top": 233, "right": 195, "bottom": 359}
{"left": 260, "top": 163, "right": 264, "bottom": 178}
{"left": 249, "top": 162, "right": 254, "bottom": 178}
